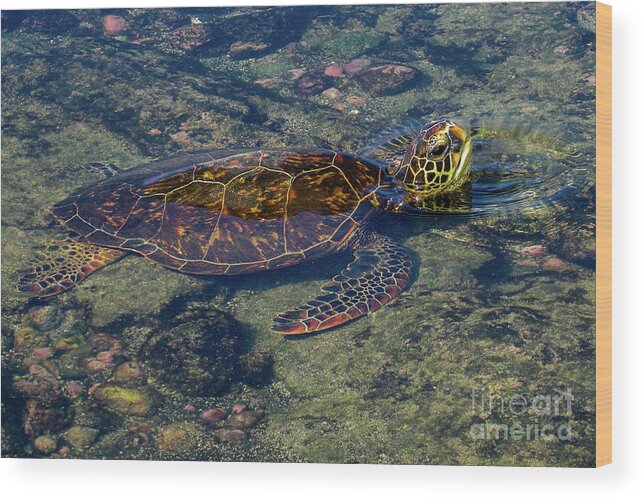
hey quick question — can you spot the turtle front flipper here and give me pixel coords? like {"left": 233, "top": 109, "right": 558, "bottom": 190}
{"left": 271, "top": 232, "right": 412, "bottom": 334}
{"left": 18, "top": 239, "right": 124, "bottom": 297}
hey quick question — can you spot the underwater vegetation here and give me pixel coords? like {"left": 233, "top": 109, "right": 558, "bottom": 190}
{"left": 2, "top": 2, "right": 596, "bottom": 465}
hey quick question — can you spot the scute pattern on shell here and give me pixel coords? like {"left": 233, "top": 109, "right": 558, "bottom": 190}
{"left": 52, "top": 150, "right": 384, "bottom": 275}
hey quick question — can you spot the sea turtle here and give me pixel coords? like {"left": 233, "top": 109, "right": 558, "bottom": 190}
{"left": 18, "top": 120, "right": 472, "bottom": 334}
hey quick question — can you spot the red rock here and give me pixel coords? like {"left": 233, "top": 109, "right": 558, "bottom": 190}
{"left": 201, "top": 408, "right": 227, "bottom": 424}
{"left": 103, "top": 15, "right": 127, "bottom": 35}
{"left": 231, "top": 403, "right": 247, "bottom": 414}
{"left": 287, "top": 68, "right": 306, "bottom": 80}
{"left": 343, "top": 58, "right": 369, "bottom": 75}
{"left": 542, "top": 257, "right": 571, "bottom": 272}
{"left": 346, "top": 95, "right": 366, "bottom": 106}
{"left": 324, "top": 65, "right": 344, "bottom": 77}
{"left": 321, "top": 87, "right": 341, "bottom": 100}
{"left": 515, "top": 259, "right": 539, "bottom": 268}
{"left": 65, "top": 381, "right": 84, "bottom": 399}
{"left": 170, "top": 131, "right": 190, "bottom": 145}
{"left": 229, "top": 41, "right": 270, "bottom": 58}
{"left": 170, "top": 24, "right": 212, "bottom": 51}
{"left": 33, "top": 347, "right": 53, "bottom": 360}
{"left": 34, "top": 435, "right": 57, "bottom": 454}
{"left": 96, "top": 350, "right": 113, "bottom": 363}
{"left": 183, "top": 404, "right": 196, "bottom": 413}
{"left": 520, "top": 244, "right": 546, "bottom": 256}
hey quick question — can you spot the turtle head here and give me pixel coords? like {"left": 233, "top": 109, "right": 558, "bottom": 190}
{"left": 391, "top": 120, "right": 472, "bottom": 195}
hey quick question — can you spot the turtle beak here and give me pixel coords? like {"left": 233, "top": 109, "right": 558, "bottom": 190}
{"left": 448, "top": 122, "right": 473, "bottom": 182}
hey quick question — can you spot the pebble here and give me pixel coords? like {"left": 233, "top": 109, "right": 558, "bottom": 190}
{"left": 296, "top": 71, "right": 327, "bottom": 95}
{"left": 229, "top": 41, "right": 271, "bottom": 58}
{"left": 231, "top": 403, "right": 247, "bottom": 414}
{"left": 94, "top": 385, "right": 152, "bottom": 416}
{"left": 201, "top": 408, "right": 227, "bottom": 424}
{"left": 346, "top": 95, "right": 366, "bottom": 106}
{"left": 157, "top": 422, "right": 204, "bottom": 454}
{"left": 96, "top": 350, "right": 114, "bottom": 363}
{"left": 112, "top": 362, "right": 144, "bottom": 386}
{"left": 321, "top": 87, "right": 342, "bottom": 100}
{"left": 34, "top": 435, "right": 57, "bottom": 454}
{"left": 32, "top": 347, "right": 53, "bottom": 360}
{"left": 13, "top": 327, "right": 46, "bottom": 351}
{"left": 103, "top": 15, "right": 128, "bottom": 35}
{"left": 323, "top": 65, "right": 344, "bottom": 77}
{"left": 170, "top": 24, "right": 212, "bottom": 51}
{"left": 183, "top": 404, "right": 196, "bottom": 413}
{"left": 25, "top": 304, "right": 63, "bottom": 332}
{"left": 355, "top": 64, "right": 420, "bottom": 95}
{"left": 63, "top": 425, "right": 98, "bottom": 451}
{"left": 343, "top": 57, "right": 369, "bottom": 75}
{"left": 520, "top": 244, "right": 546, "bottom": 256}
{"left": 287, "top": 68, "right": 306, "bottom": 80}
{"left": 170, "top": 130, "right": 190, "bottom": 145}
{"left": 64, "top": 381, "right": 84, "bottom": 399}
{"left": 215, "top": 428, "right": 246, "bottom": 443}
{"left": 226, "top": 410, "right": 262, "bottom": 429}
{"left": 542, "top": 257, "right": 572, "bottom": 272}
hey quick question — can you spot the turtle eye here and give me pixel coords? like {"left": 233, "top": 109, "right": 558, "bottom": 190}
{"left": 430, "top": 144, "right": 448, "bottom": 157}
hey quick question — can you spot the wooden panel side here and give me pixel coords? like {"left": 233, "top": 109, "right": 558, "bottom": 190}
{"left": 595, "top": 1, "right": 612, "bottom": 468}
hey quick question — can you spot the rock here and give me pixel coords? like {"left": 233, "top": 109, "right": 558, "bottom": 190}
{"left": 324, "top": 65, "right": 344, "bottom": 77}
{"left": 542, "top": 257, "right": 572, "bottom": 272}
{"left": 23, "top": 399, "right": 70, "bottom": 438}
{"left": 142, "top": 307, "right": 244, "bottom": 396}
{"left": 157, "top": 422, "right": 205, "bottom": 454}
{"left": 287, "top": 68, "right": 306, "bottom": 80}
{"left": 201, "top": 408, "right": 227, "bottom": 424}
{"left": 226, "top": 410, "right": 262, "bottom": 430}
{"left": 346, "top": 95, "right": 366, "bottom": 106}
{"left": 13, "top": 327, "right": 46, "bottom": 351}
{"left": 58, "top": 446, "right": 71, "bottom": 458}
{"left": 63, "top": 425, "right": 98, "bottom": 451}
{"left": 520, "top": 245, "right": 546, "bottom": 256}
{"left": 64, "top": 381, "right": 84, "bottom": 399}
{"left": 112, "top": 362, "right": 144, "bottom": 386}
{"left": 239, "top": 349, "right": 274, "bottom": 384}
{"left": 96, "top": 351, "right": 114, "bottom": 363}
{"left": 231, "top": 403, "right": 247, "bottom": 415}
{"left": 183, "top": 404, "right": 196, "bottom": 413}
{"left": 34, "top": 435, "right": 57, "bottom": 454}
{"left": 93, "top": 385, "right": 153, "bottom": 416}
{"left": 81, "top": 358, "right": 112, "bottom": 374}
{"left": 25, "top": 304, "right": 63, "bottom": 332}
{"left": 103, "top": 15, "right": 127, "bottom": 35}
{"left": 215, "top": 428, "right": 246, "bottom": 443}
{"left": 170, "top": 130, "right": 190, "bottom": 145}
{"left": 343, "top": 58, "right": 369, "bottom": 76}
{"left": 170, "top": 23, "right": 212, "bottom": 51}
{"left": 296, "top": 71, "right": 327, "bottom": 95}
{"left": 32, "top": 347, "right": 53, "bottom": 360}
{"left": 355, "top": 64, "right": 420, "bottom": 95}
{"left": 321, "top": 87, "right": 342, "bottom": 100}
{"left": 229, "top": 41, "right": 271, "bottom": 59}
{"left": 14, "top": 364, "right": 60, "bottom": 400}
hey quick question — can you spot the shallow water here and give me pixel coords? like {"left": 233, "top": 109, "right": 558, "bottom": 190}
{"left": 1, "top": 3, "right": 596, "bottom": 466}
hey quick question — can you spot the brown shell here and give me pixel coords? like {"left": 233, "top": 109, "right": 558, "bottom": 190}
{"left": 52, "top": 150, "right": 384, "bottom": 275}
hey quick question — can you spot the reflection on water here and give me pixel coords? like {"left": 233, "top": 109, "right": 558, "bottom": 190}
{"left": 1, "top": 3, "right": 597, "bottom": 466}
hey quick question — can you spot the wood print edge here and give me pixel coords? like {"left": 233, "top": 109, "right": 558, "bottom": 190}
{"left": 595, "top": 1, "right": 612, "bottom": 468}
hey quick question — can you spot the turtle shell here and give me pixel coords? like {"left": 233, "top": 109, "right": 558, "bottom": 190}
{"left": 52, "top": 150, "right": 385, "bottom": 275}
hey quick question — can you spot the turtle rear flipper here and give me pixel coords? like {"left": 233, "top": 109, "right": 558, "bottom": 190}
{"left": 271, "top": 232, "right": 412, "bottom": 334}
{"left": 18, "top": 239, "right": 124, "bottom": 297}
